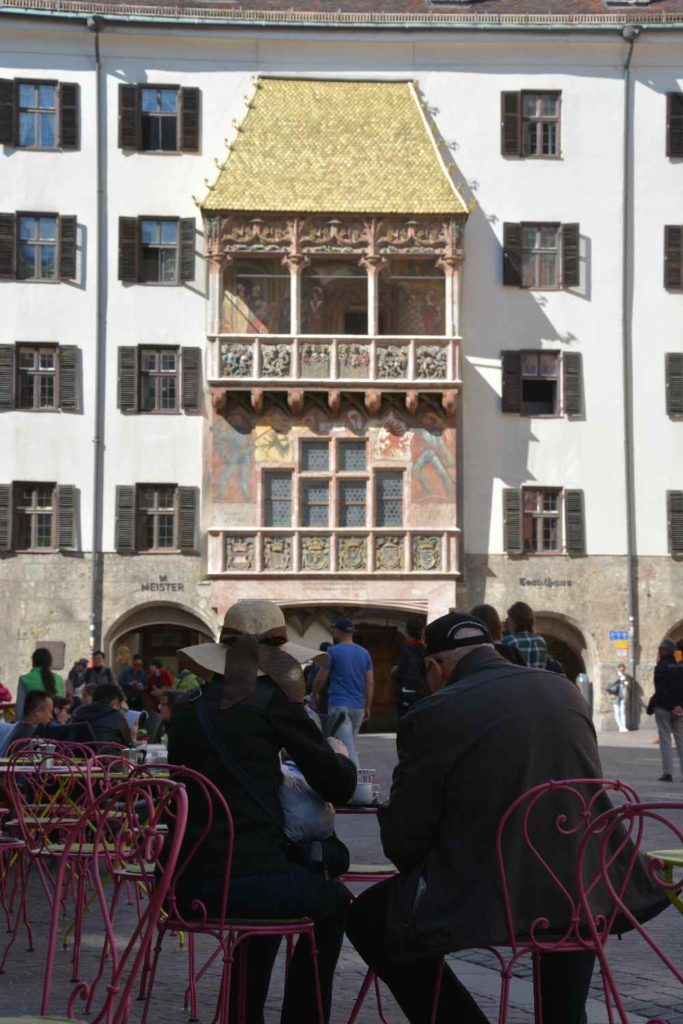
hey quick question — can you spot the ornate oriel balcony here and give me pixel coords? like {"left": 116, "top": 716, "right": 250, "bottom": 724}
{"left": 207, "top": 527, "right": 460, "bottom": 577}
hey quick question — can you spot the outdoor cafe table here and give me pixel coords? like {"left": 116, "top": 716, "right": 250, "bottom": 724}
{"left": 646, "top": 849, "right": 683, "bottom": 916}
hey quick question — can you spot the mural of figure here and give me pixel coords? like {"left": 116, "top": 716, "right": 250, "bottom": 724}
{"left": 247, "top": 282, "right": 270, "bottom": 334}
{"left": 224, "top": 279, "right": 251, "bottom": 333}
{"left": 304, "top": 285, "right": 325, "bottom": 333}
{"left": 213, "top": 413, "right": 254, "bottom": 501}
{"left": 412, "top": 416, "right": 455, "bottom": 501}
{"left": 420, "top": 291, "right": 441, "bottom": 334}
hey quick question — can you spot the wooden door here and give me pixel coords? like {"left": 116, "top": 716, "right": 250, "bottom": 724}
{"left": 352, "top": 624, "right": 403, "bottom": 732}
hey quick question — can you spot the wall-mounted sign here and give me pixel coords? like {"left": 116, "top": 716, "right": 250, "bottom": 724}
{"left": 141, "top": 575, "right": 185, "bottom": 593}
{"left": 518, "top": 577, "right": 573, "bottom": 589}
{"left": 609, "top": 631, "right": 629, "bottom": 641}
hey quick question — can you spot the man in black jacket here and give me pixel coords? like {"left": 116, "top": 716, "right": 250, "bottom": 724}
{"left": 393, "top": 618, "right": 427, "bottom": 718}
{"left": 72, "top": 682, "right": 132, "bottom": 748}
{"left": 347, "top": 612, "right": 664, "bottom": 1024}
{"left": 171, "top": 600, "right": 356, "bottom": 1024}
{"left": 648, "top": 638, "right": 683, "bottom": 781}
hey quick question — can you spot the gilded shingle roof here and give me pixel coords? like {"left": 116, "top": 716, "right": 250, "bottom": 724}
{"left": 203, "top": 78, "right": 467, "bottom": 215}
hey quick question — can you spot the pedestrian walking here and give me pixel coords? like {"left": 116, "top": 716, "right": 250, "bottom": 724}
{"left": 312, "top": 618, "right": 373, "bottom": 766}
{"left": 606, "top": 663, "right": 629, "bottom": 732}
{"left": 647, "top": 638, "right": 683, "bottom": 782}
{"left": 502, "top": 601, "right": 548, "bottom": 668}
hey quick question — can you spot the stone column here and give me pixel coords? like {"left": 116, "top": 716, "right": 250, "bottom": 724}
{"left": 283, "top": 254, "right": 308, "bottom": 335}
{"left": 438, "top": 257, "right": 461, "bottom": 338}
{"left": 362, "top": 256, "right": 386, "bottom": 336}
{"left": 207, "top": 254, "right": 226, "bottom": 336}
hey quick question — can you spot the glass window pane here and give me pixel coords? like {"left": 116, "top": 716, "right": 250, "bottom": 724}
{"left": 141, "top": 220, "right": 159, "bottom": 245}
{"left": 522, "top": 94, "right": 537, "bottom": 117}
{"left": 39, "top": 375, "right": 54, "bottom": 407}
{"left": 157, "top": 487, "right": 176, "bottom": 509}
{"left": 18, "top": 243, "right": 36, "bottom": 279}
{"left": 523, "top": 490, "right": 539, "bottom": 512}
{"left": 523, "top": 514, "right": 536, "bottom": 553}
{"left": 141, "top": 89, "right": 159, "bottom": 113}
{"left": 160, "top": 221, "right": 178, "bottom": 245}
{"left": 38, "top": 84, "right": 55, "bottom": 109}
{"left": 39, "top": 217, "right": 56, "bottom": 241}
{"left": 339, "top": 481, "right": 366, "bottom": 527}
{"left": 36, "top": 514, "right": 53, "bottom": 547}
{"left": 301, "top": 482, "right": 329, "bottom": 527}
{"left": 265, "top": 472, "right": 292, "bottom": 527}
{"left": 338, "top": 441, "right": 366, "bottom": 472}
{"left": 540, "top": 353, "right": 558, "bottom": 377}
{"left": 159, "top": 89, "right": 178, "bottom": 113}
{"left": 540, "top": 226, "right": 557, "bottom": 249}
{"left": 522, "top": 353, "right": 539, "bottom": 377}
{"left": 160, "top": 376, "right": 176, "bottom": 410}
{"left": 542, "top": 518, "right": 559, "bottom": 551}
{"left": 18, "top": 113, "right": 36, "bottom": 147}
{"left": 542, "top": 123, "right": 557, "bottom": 155}
{"left": 19, "top": 217, "right": 36, "bottom": 241}
{"left": 543, "top": 491, "right": 559, "bottom": 512}
{"left": 18, "top": 374, "right": 34, "bottom": 409}
{"left": 157, "top": 514, "right": 175, "bottom": 548}
{"left": 39, "top": 351, "right": 55, "bottom": 370}
{"left": 36, "top": 485, "right": 52, "bottom": 507}
{"left": 141, "top": 248, "right": 160, "bottom": 283}
{"left": 160, "top": 352, "right": 176, "bottom": 372}
{"left": 39, "top": 112, "right": 56, "bottom": 148}
{"left": 539, "top": 254, "right": 557, "bottom": 288}
{"left": 376, "top": 472, "right": 402, "bottom": 527}
{"left": 542, "top": 95, "right": 558, "bottom": 117}
{"left": 19, "top": 349, "right": 35, "bottom": 369}
{"left": 160, "top": 117, "right": 177, "bottom": 151}
{"left": 18, "top": 83, "right": 35, "bottom": 108}
{"left": 522, "top": 122, "right": 537, "bottom": 156}
{"left": 522, "top": 227, "right": 537, "bottom": 250}
{"left": 160, "top": 248, "right": 177, "bottom": 284}
{"left": 40, "top": 245, "right": 56, "bottom": 279}
{"left": 140, "top": 351, "right": 158, "bottom": 372}
{"left": 144, "top": 515, "right": 155, "bottom": 550}
{"left": 301, "top": 441, "right": 329, "bottom": 472}
{"left": 139, "top": 376, "right": 156, "bottom": 412}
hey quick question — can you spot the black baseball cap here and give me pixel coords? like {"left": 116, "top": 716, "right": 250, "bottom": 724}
{"left": 425, "top": 612, "right": 492, "bottom": 658}
{"left": 331, "top": 617, "right": 354, "bottom": 633}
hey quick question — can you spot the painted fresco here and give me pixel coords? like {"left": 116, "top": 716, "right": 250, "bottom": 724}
{"left": 212, "top": 410, "right": 256, "bottom": 503}
{"left": 379, "top": 258, "right": 445, "bottom": 336}
{"left": 223, "top": 259, "right": 290, "bottom": 334}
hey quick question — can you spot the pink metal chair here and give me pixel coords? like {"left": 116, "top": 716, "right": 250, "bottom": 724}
{"left": 341, "top": 864, "right": 398, "bottom": 1024}
{"left": 140, "top": 764, "right": 325, "bottom": 1024}
{"left": 578, "top": 800, "right": 683, "bottom": 1024}
{"left": 0, "top": 776, "right": 188, "bottom": 1024}
{"left": 428, "top": 777, "right": 641, "bottom": 1024}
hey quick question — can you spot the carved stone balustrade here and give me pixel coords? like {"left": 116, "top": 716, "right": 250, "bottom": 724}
{"left": 208, "top": 528, "right": 460, "bottom": 577}
{"left": 208, "top": 335, "right": 461, "bottom": 391}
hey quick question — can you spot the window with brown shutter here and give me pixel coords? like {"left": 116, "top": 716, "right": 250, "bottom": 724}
{"left": 523, "top": 487, "right": 562, "bottom": 553}
{"left": 0, "top": 484, "right": 11, "bottom": 550}
{"left": 176, "top": 486, "right": 199, "bottom": 551}
{"left": 119, "top": 83, "right": 201, "bottom": 153}
{"left": 501, "top": 92, "right": 521, "bottom": 157}
{"left": 667, "top": 491, "right": 683, "bottom": 557}
{"left": 139, "top": 348, "right": 179, "bottom": 413}
{"left": 118, "top": 217, "right": 139, "bottom": 283}
{"left": 564, "top": 489, "right": 586, "bottom": 556}
{"left": 503, "top": 488, "right": 523, "bottom": 555}
{"left": 179, "top": 218, "right": 195, "bottom": 282}
{"left": 666, "top": 353, "right": 683, "bottom": 417}
{"left": 666, "top": 94, "right": 683, "bottom": 159}
{"left": 561, "top": 223, "right": 580, "bottom": 289}
{"left": 0, "top": 213, "right": 16, "bottom": 279}
{"left": 181, "top": 347, "right": 202, "bottom": 412}
{"left": 13, "top": 213, "right": 77, "bottom": 282}
{"left": 664, "top": 226, "right": 683, "bottom": 290}
{"left": 115, "top": 485, "right": 136, "bottom": 552}
{"left": 505, "top": 223, "right": 579, "bottom": 290}
{"left": 58, "top": 83, "right": 79, "bottom": 149}
{"left": 521, "top": 92, "right": 561, "bottom": 157}
{"left": 14, "top": 482, "right": 56, "bottom": 549}
{"left": 0, "top": 346, "right": 15, "bottom": 411}
{"left": 58, "top": 215, "right": 77, "bottom": 280}
{"left": 58, "top": 346, "right": 79, "bottom": 412}
{"left": 562, "top": 351, "right": 583, "bottom": 417}
{"left": 117, "top": 484, "right": 199, "bottom": 553}
{"left": 0, "top": 80, "right": 16, "bottom": 146}
{"left": 501, "top": 351, "right": 522, "bottom": 413}
{"left": 502, "top": 223, "right": 522, "bottom": 286}
{"left": 55, "top": 484, "right": 77, "bottom": 548}
{"left": 117, "top": 347, "right": 138, "bottom": 411}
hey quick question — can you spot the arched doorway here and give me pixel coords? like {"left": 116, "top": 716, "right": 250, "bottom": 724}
{"left": 534, "top": 612, "right": 587, "bottom": 683}
{"left": 106, "top": 603, "right": 215, "bottom": 679}
{"left": 283, "top": 604, "right": 426, "bottom": 732}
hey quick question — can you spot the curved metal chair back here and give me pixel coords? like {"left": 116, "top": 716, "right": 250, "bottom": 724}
{"left": 40, "top": 777, "right": 188, "bottom": 1024}
{"left": 495, "top": 777, "right": 640, "bottom": 953}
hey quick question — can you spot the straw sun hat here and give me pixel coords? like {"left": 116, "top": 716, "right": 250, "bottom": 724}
{"left": 178, "top": 600, "right": 329, "bottom": 709}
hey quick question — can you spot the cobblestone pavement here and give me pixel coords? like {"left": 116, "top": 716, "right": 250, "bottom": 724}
{"left": 1, "top": 729, "right": 682, "bottom": 1023}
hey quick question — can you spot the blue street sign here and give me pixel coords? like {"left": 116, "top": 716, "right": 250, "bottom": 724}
{"left": 609, "top": 631, "right": 629, "bottom": 641}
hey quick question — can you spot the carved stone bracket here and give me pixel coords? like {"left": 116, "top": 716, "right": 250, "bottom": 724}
{"left": 442, "top": 389, "right": 458, "bottom": 418}
{"left": 250, "top": 388, "right": 264, "bottom": 414}
{"left": 364, "top": 390, "right": 382, "bottom": 416}
{"left": 405, "top": 392, "right": 419, "bottom": 415}
{"left": 328, "top": 389, "right": 341, "bottom": 415}
{"left": 287, "top": 388, "right": 305, "bottom": 416}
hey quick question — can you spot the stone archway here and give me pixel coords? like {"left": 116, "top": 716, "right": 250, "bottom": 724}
{"left": 533, "top": 612, "right": 588, "bottom": 682}
{"left": 667, "top": 618, "right": 683, "bottom": 645}
{"left": 105, "top": 602, "right": 216, "bottom": 678}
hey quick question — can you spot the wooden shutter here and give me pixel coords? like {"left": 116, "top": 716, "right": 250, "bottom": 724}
{"left": 502, "top": 223, "right": 522, "bottom": 287}
{"left": 118, "top": 84, "right": 140, "bottom": 149}
{"left": 118, "top": 217, "right": 139, "bottom": 283}
{"left": 669, "top": 491, "right": 683, "bottom": 557}
{"left": 179, "top": 218, "right": 195, "bottom": 282}
{"left": 58, "top": 83, "right": 79, "bottom": 149}
{"left": 115, "top": 485, "right": 136, "bottom": 552}
{"left": 562, "top": 352, "right": 583, "bottom": 417}
{"left": 501, "top": 351, "right": 522, "bottom": 413}
{"left": 181, "top": 347, "right": 202, "bottom": 412}
{"left": 0, "top": 213, "right": 15, "bottom": 279}
{"left": 562, "top": 223, "right": 580, "bottom": 289}
{"left": 58, "top": 215, "right": 77, "bottom": 280}
{"left": 117, "top": 347, "right": 138, "bottom": 412}
{"left": 501, "top": 92, "right": 521, "bottom": 157}
{"left": 0, "top": 79, "right": 16, "bottom": 146}
{"left": 180, "top": 87, "right": 200, "bottom": 152}
{"left": 0, "top": 345, "right": 15, "bottom": 411}
{"left": 666, "top": 352, "right": 683, "bottom": 417}
{"left": 58, "top": 345, "right": 79, "bottom": 411}
{"left": 55, "top": 484, "right": 76, "bottom": 548}
{"left": 176, "top": 486, "right": 198, "bottom": 551}
{"left": 666, "top": 93, "right": 683, "bottom": 159}
{"left": 664, "top": 225, "right": 683, "bottom": 289}
{"left": 0, "top": 484, "right": 12, "bottom": 551}
{"left": 564, "top": 489, "right": 586, "bottom": 556}
{"left": 503, "top": 488, "right": 523, "bottom": 555}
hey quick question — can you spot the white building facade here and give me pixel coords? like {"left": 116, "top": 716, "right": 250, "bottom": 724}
{"left": 0, "top": 0, "right": 681, "bottom": 728}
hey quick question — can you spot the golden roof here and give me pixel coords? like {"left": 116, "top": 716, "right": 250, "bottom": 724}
{"left": 203, "top": 78, "right": 467, "bottom": 215}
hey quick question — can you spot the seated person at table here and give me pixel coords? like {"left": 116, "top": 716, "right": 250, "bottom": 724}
{"left": 72, "top": 682, "right": 132, "bottom": 748}
{"left": 0, "top": 690, "right": 54, "bottom": 755}
{"left": 347, "top": 612, "right": 666, "bottom": 1024}
{"left": 169, "top": 599, "right": 356, "bottom": 1024}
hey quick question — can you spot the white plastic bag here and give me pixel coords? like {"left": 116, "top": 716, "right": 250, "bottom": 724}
{"left": 279, "top": 761, "right": 335, "bottom": 842}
